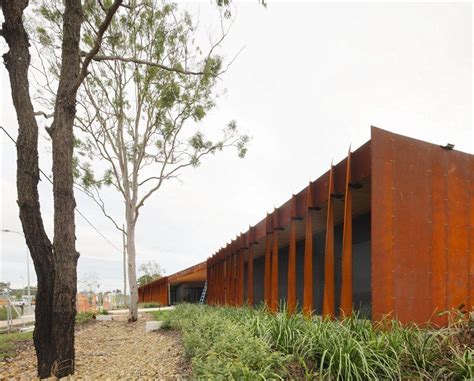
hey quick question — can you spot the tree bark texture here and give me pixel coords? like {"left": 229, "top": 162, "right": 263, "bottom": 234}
{"left": 49, "top": 0, "right": 82, "bottom": 376}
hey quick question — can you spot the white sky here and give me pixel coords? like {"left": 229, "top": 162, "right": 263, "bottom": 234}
{"left": 1, "top": 2, "right": 472, "bottom": 291}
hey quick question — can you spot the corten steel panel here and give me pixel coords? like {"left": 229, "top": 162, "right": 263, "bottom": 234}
{"left": 372, "top": 127, "right": 473, "bottom": 325}
{"left": 233, "top": 250, "right": 238, "bottom": 305}
{"left": 446, "top": 150, "right": 470, "bottom": 313}
{"left": 238, "top": 240, "right": 245, "bottom": 306}
{"left": 228, "top": 252, "right": 233, "bottom": 305}
{"left": 271, "top": 230, "right": 279, "bottom": 311}
{"left": 220, "top": 258, "right": 225, "bottom": 304}
{"left": 323, "top": 165, "right": 335, "bottom": 318}
{"left": 230, "top": 252, "right": 236, "bottom": 305}
{"left": 392, "top": 134, "right": 430, "bottom": 323}
{"left": 288, "top": 195, "right": 298, "bottom": 314}
{"left": 264, "top": 214, "right": 272, "bottom": 306}
{"left": 234, "top": 244, "right": 240, "bottom": 305}
{"left": 340, "top": 149, "right": 353, "bottom": 316}
{"left": 248, "top": 243, "right": 254, "bottom": 305}
{"left": 371, "top": 127, "right": 395, "bottom": 320}
{"left": 207, "top": 260, "right": 212, "bottom": 304}
{"left": 303, "top": 182, "right": 314, "bottom": 315}
{"left": 470, "top": 156, "right": 474, "bottom": 314}
{"left": 227, "top": 253, "right": 232, "bottom": 304}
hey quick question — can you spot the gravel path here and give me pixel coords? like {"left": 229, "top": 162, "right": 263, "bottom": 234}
{"left": 0, "top": 315, "right": 190, "bottom": 380}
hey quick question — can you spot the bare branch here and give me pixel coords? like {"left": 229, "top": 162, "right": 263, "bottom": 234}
{"left": 74, "top": 183, "right": 126, "bottom": 235}
{"left": 34, "top": 110, "right": 53, "bottom": 119}
{"left": 84, "top": 52, "right": 206, "bottom": 76}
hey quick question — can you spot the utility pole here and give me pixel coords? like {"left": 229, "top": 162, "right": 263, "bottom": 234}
{"left": 123, "top": 225, "right": 127, "bottom": 296}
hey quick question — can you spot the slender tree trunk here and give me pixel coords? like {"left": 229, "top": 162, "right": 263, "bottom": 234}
{"left": 48, "top": 1, "right": 82, "bottom": 376}
{"left": 126, "top": 212, "right": 139, "bottom": 321}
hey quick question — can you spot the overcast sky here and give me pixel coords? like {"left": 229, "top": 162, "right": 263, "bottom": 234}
{"left": 1, "top": 2, "right": 472, "bottom": 291}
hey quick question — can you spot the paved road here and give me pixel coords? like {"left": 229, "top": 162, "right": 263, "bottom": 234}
{"left": 108, "top": 306, "right": 175, "bottom": 315}
{"left": 0, "top": 306, "right": 174, "bottom": 329}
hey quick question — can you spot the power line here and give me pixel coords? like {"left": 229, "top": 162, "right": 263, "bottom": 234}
{"left": 0, "top": 126, "right": 122, "bottom": 254}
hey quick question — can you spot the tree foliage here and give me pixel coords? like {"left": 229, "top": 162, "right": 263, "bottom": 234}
{"left": 32, "top": 0, "right": 248, "bottom": 321}
{"left": 138, "top": 260, "right": 164, "bottom": 286}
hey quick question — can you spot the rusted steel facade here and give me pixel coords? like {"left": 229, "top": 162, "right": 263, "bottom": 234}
{"left": 206, "top": 127, "right": 473, "bottom": 325}
{"left": 371, "top": 128, "right": 473, "bottom": 325}
{"left": 138, "top": 127, "right": 472, "bottom": 325}
{"left": 138, "top": 262, "right": 207, "bottom": 305}
{"left": 138, "top": 276, "right": 169, "bottom": 306}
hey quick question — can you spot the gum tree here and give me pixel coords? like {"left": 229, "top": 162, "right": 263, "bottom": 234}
{"left": 34, "top": 0, "right": 248, "bottom": 322}
{"left": 73, "top": 1, "right": 248, "bottom": 321}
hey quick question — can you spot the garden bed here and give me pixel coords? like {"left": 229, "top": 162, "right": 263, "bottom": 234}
{"left": 160, "top": 304, "right": 473, "bottom": 380}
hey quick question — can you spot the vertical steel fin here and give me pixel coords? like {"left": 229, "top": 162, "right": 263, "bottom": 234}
{"left": 340, "top": 149, "right": 353, "bottom": 316}
{"left": 288, "top": 195, "right": 297, "bottom": 314}
{"left": 323, "top": 164, "right": 335, "bottom": 318}
{"left": 264, "top": 213, "right": 272, "bottom": 307}
{"left": 303, "top": 183, "right": 314, "bottom": 315}
{"left": 271, "top": 210, "right": 279, "bottom": 312}
{"left": 247, "top": 226, "right": 254, "bottom": 306}
{"left": 238, "top": 235, "right": 244, "bottom": 306}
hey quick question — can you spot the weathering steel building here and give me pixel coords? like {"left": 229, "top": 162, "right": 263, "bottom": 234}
{"left": 139, "top": 127, "right": 473, "bottom": 325}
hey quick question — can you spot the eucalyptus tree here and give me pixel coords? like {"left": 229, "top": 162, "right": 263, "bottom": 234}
{"left": 72, "top": 1, "right": 248, "bottom": 321}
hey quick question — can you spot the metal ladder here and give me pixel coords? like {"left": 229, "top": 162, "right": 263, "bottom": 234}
{"left": 199, "top": 281, "right": 208, "bottom": 304}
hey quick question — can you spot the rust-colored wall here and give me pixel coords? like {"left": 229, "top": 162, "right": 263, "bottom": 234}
{"left": 371, "top": 127, "right": 473, "bottom": 325}
{"left": 138, "top": 276, "right": 168, "bottom": 306}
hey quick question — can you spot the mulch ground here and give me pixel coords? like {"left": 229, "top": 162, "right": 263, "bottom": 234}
{"left": 0, "top": 315, "right": 190, "bottom": 380}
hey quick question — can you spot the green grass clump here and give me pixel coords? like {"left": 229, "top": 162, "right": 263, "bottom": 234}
{"left": 0, "top": 331, "right": 32, "bottom": 360}
{"left": 150, "top": 309, "right": 172, "bottom": 322}
{"left": 139, "top": 302, "right": 162, "bottom": 308}
{"left": 161, "top": 304, "right": 473, "bottom": 380}
{"left": 75, "top": 311, "right": 95, "bottom": 324}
